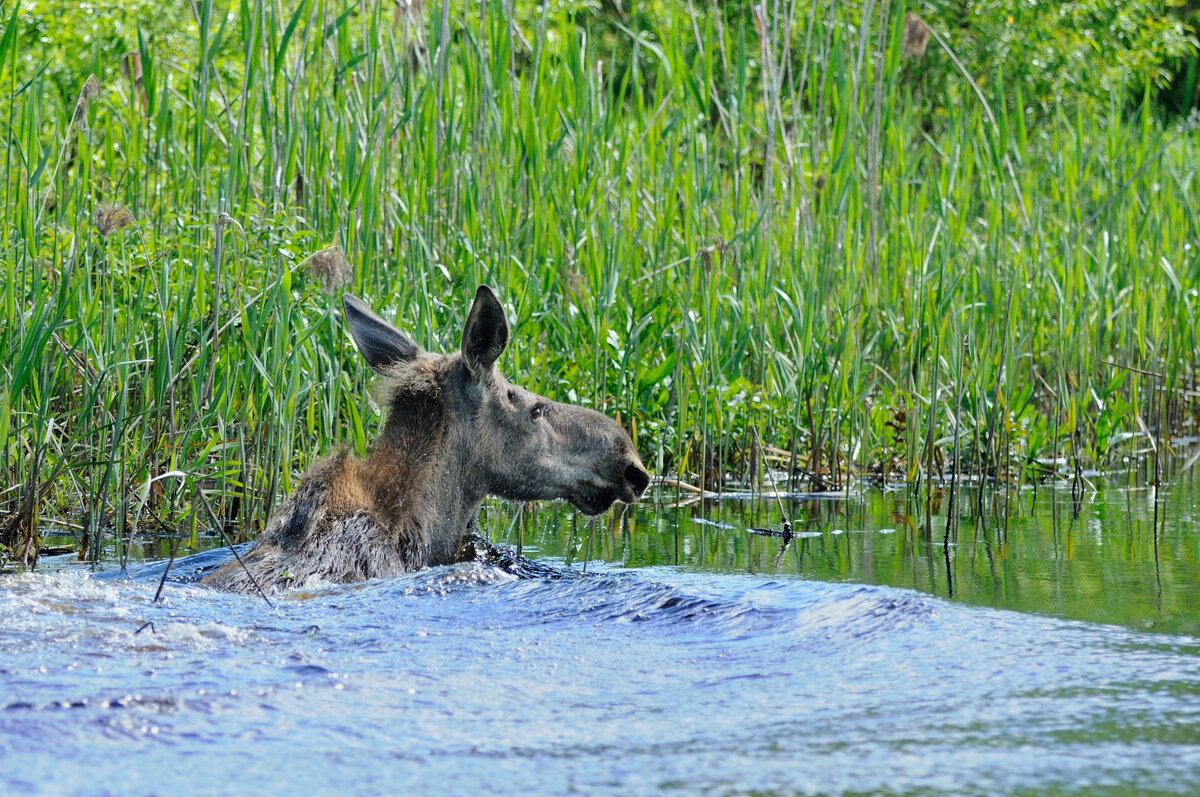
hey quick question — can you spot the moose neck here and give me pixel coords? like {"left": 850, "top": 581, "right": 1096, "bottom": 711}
{"left": 365, "top": 387, "right": 483, "bottom": 566}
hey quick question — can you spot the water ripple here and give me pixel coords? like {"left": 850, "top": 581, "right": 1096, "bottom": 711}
{"left": 1, "top": 557, "right": 1199, "bottom": 796}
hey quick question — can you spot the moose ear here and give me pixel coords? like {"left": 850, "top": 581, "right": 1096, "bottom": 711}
{"left": 461, "top": 285, "right": 509, "bottom": 377}
{"left": 342, "top": 294, "right": 420, "bottom": 373}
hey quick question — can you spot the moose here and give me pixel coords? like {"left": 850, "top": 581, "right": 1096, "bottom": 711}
{"left": 204, "top": 286, "right": 650, "bottom": 594}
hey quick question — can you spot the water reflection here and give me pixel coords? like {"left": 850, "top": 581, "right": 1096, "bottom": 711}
{"left": 7, "top": 475, "right": 1200, "bottom": 796}
{"left": 480, "top": 473, "right": 1200, "bottom": 635}
{"left": 37, "top": 474, "right": 1199, "bottom": 635}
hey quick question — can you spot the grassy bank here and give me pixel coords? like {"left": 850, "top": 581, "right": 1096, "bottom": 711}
{"left": 1, "top": 0, "right": 1198, "bottom": 565}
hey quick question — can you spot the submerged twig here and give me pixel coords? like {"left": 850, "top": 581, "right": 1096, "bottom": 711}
{"left": 194, "top": 486, "right": 273, "bottom": 608}
{"left": 774, "top": 534, "right": 792, "bottom": 568}
{"left": 581, "top": 516, "right": 596, "bottom": 575}
{"left": 139, "top": 501, "right": 184, "bottom": 604}
{"left": 753, "top": 426, "right": 792, "bottom": 536}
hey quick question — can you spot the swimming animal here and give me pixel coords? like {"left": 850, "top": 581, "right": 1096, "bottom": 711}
{"left": 204, "top": 286, "right": 649, "bottom": 593}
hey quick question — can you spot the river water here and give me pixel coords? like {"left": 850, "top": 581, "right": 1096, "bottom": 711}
{"left": 3, "top": 480, "right": 1199, "bottom": 795}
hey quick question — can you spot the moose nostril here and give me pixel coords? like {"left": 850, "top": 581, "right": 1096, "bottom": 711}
{"left": 625, "top": 464, "right": 650, "bottom": 495}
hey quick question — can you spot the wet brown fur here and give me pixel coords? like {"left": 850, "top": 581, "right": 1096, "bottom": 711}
{"left": 204, "top": 288, "right": 648, "bottom": 594}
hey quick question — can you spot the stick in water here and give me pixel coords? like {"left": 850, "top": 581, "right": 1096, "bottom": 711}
{"left": 140, "top": 501, "right": 184, "bottom": 604}
{"left": 194, "top": 486, "right": 274, "bottom": 608}
{"left": 582, "top": 516, "right": 596, "bottom": 575}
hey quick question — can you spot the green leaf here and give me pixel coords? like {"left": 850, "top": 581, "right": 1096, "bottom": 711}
{"left": 0, "top": 3, "right": 17, "bottom": 73}
{"left": 10, "top": 303, "right": 56, "bottom": 400}
{"left": 0, "top": 388, "right": 9, "bottom": 454}
{"left": 336, "top": 51, "right": 371, "bottom": 78}
{"left": 206, "top": 10, "right": 229, "bottom": 66}
{"left": 322, "top": 5, "right": 356, "bottom": 42}
{"left": 28, "top": 143, "right": 53, "bottom": 186}
{"left": 639, "top": 352, "right": 677, "bottom": 392}
{"left": 137, "top": 23, "right": 157, "bottom": 114}
{"left": 274, "top": 0, "right": 310, "bottom": 78}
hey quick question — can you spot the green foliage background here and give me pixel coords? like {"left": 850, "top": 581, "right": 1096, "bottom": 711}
{"left": 1, "top": 0, "right": 1198, "bottom": 562}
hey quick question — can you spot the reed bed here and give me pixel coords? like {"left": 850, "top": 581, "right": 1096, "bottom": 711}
{"left": 1, "top": 0, "right": 1197, "bottom": 564}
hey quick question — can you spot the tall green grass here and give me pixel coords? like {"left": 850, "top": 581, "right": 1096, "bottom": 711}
{"left": 1, "top": 0, "right": 1197, "bottom": 564}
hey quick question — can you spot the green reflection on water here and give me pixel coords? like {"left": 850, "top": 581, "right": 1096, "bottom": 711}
{"left": 481, "top": 473, "right": 1200, "bottom": 636}
{"left": 45, "top": 473, "right": 1198, "bottom": 636}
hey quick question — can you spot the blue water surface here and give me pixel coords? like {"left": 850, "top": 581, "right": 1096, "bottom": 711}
{"left": 2, "top": 548, "right": 1199, "bottom": 796}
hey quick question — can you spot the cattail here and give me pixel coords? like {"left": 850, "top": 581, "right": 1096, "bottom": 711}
{"left": 94, "top": 203, "right": 136, "bottom": 237}
{"left": 305, "top": 244, "right": 353, "bottom": 293}
{"left": 121, "top": 52, "right": 143, "bottom": 84}
{"left": 903, "top": 12, "right": 932, "bottom": 59}
{"left": 81, "top": 74, "right": 101, "bottom": 101}
{"left": 122, "top": 52, "right": 148, "bottom": 111}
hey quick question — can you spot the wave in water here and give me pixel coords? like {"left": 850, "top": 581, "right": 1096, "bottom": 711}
{"left": 2, "top": 559, "right": 1199, "bottom": 796}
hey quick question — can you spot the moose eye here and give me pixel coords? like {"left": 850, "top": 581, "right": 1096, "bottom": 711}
{"left": 530, "top": 404, "right": 544, "bottom": 421}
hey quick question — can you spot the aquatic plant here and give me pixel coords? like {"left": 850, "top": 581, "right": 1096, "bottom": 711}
{"left": 0, "top": 0, "right": 1197, "bottom": 565}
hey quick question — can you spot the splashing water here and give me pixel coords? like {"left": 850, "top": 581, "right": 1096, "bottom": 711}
{"left": 3, "top": 544, "right": 1199, "bottom": 796}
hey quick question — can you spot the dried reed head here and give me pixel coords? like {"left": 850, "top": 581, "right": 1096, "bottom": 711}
{"left": 121, "top": 52, "right": 143, "bottom": 83}
{"left": 903, "top": 13, "right": 932, "bottom": 59}
{"left": 73, "top": 75, "right": 102, "bottom": 124}
{"left": 305, "top": 244, "right": 353, "bottom": 293}
{"left": 94, "top": 204, "right": 136, "bottom": 237}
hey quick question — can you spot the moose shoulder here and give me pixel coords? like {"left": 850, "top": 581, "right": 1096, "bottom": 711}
{"left": 203, "top": 286, "right": 649, "bottom": 594}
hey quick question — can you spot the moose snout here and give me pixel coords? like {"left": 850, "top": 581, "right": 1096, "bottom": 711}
{"left": 624, "top": 461, "right": 650, "bottom": 499}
